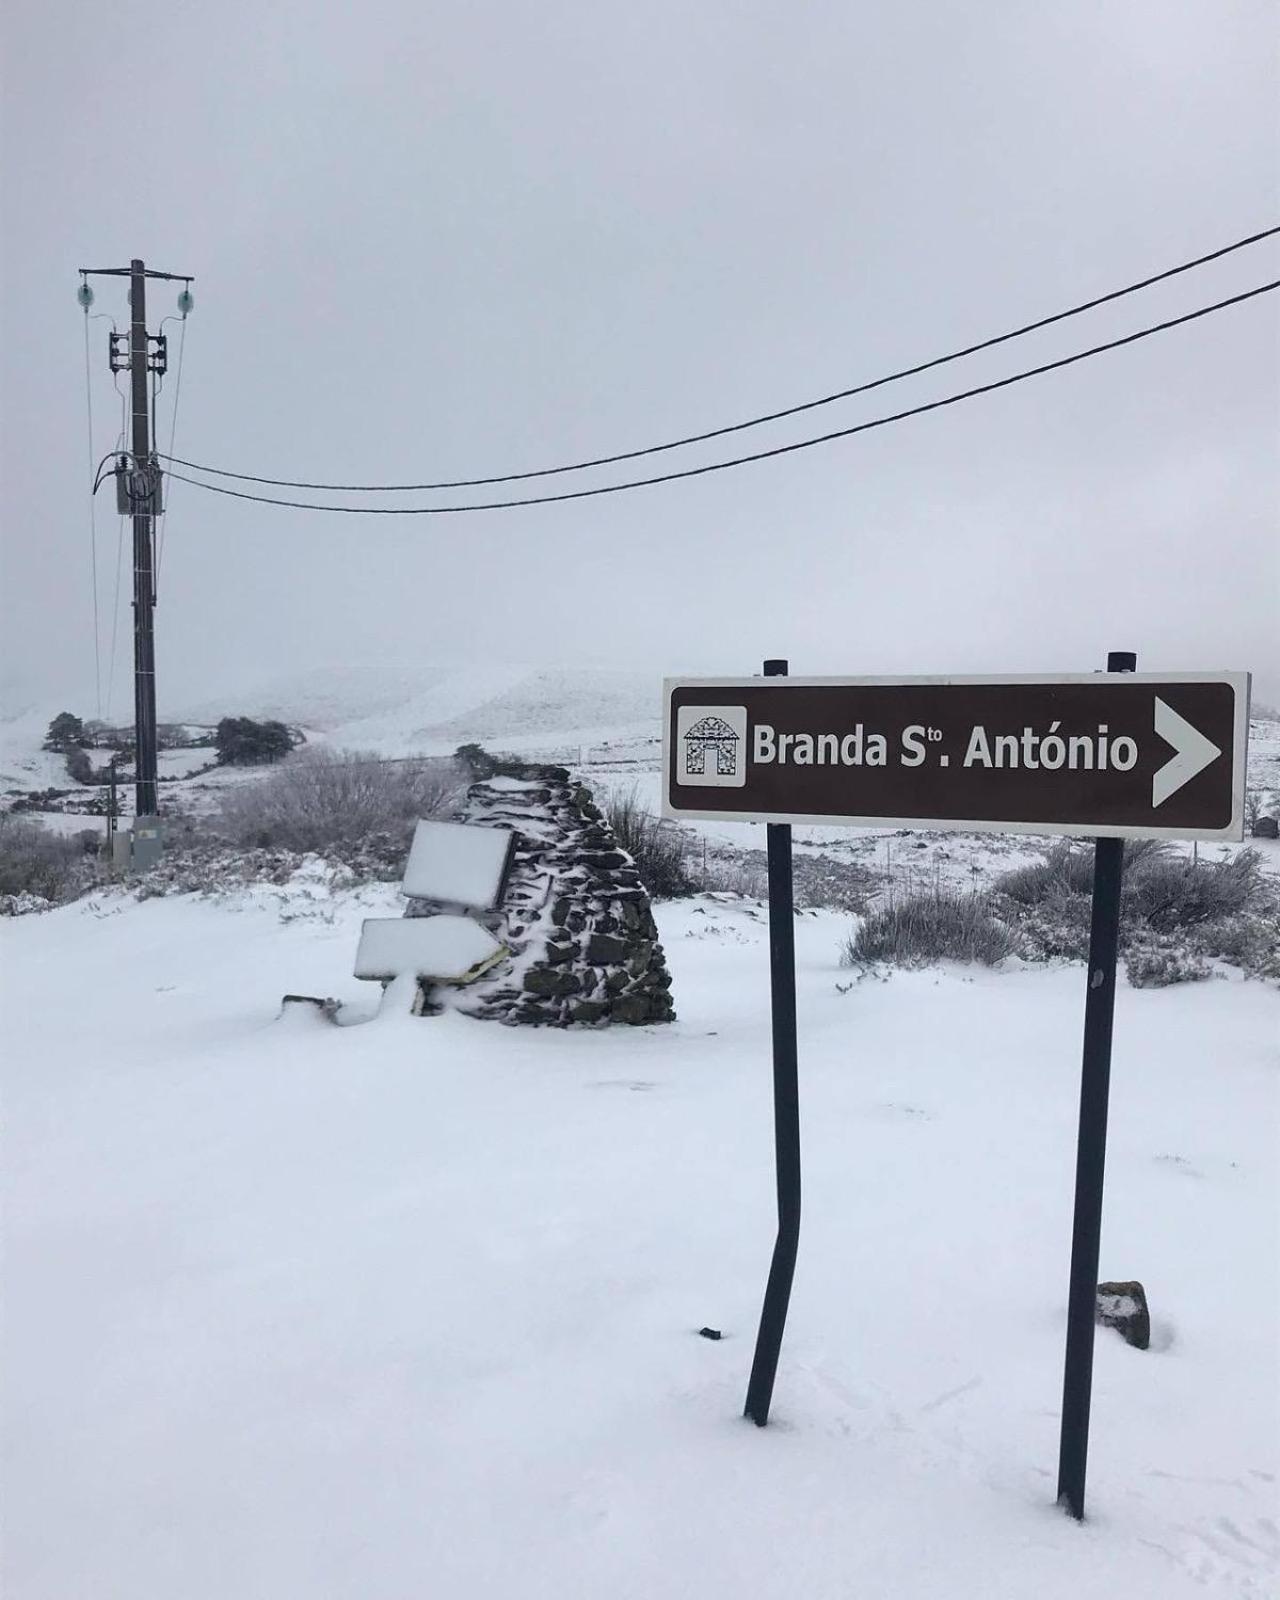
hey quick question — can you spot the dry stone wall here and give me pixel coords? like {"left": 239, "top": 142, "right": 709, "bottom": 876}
{"left": 407, "top": 763, "right": 675, "bottom": 1026}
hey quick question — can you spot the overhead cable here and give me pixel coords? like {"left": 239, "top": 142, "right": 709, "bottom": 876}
{"left": 155, "top": 312, "right": 189, "bottom": 578}
{"left": 158, "top": 224, "right": 1280, "bottom": 492}
{"left": 163, "top": 278, "right": 1279, "bottom": 517}
{"left": 82, "top": 309, "right": 104, "bottom": 717}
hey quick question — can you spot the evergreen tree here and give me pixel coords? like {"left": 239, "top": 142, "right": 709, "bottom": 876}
{"left": 44, "top": 712, "right": 85, "bottom": 751}
{"left": 215, "top": 717, "right": 296, "bottom": 766}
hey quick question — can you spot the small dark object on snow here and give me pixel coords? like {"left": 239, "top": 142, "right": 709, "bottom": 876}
{"left": 698, "top": 1327, "right": 723, "bottom": 1341}
{"left": 1251, "top": 815, "right": 1278, "bottom": 840}
{"left": 279, "top": 993, "right": 341, "bottom": 1024}
{"left": 1095, "top": 1280, "right": 1151, "bottom": 1350}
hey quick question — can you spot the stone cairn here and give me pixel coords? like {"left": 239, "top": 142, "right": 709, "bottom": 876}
{"left": 408, "top": 762, "right": 675, "bottom": 1026}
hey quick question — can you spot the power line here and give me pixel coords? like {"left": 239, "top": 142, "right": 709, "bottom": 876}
{"left": 155, "top": 311, "right": 189, "bottom": 579}
{"left": 105, "top": 513, "right": 127, "bottom": 718}
{"left": 165, "top": 278, "right": 1279, "bottom": 517}
{"left": 160, "top": 224, "right": 1280, "bottom": 493}
{"left": 82, "top": 309, "right": 104, "bottom": 719}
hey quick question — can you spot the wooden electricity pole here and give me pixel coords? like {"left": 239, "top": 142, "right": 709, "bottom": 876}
{"left": 127, "top": 259, "right": 159, "bottom": 817}
{"left": 80, "top": 259, "right": 193, "bottom": 823}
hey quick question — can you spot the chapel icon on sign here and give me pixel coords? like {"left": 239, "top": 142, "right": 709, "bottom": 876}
{"left": 675, "top": 705, "right": 749, "bottom": 787}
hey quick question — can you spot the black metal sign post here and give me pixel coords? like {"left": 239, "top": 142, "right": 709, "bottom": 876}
{"left": 1056, "top": 650, "right": 1134, "bottom": 1519}
{"left": 661, "top": 661, "right": 1250, "bottom": 1486}
{"left": 744, "top": 658, "right": 802, "bottom": 1427}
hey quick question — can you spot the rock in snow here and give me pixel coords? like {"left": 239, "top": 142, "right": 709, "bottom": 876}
{"left": 1096, "top": 1280, "right": 1152, "bottom": 1350}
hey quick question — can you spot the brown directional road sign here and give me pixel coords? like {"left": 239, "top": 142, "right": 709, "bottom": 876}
{"left": 663, "top": 673, "right": 1250, "bottom": 841}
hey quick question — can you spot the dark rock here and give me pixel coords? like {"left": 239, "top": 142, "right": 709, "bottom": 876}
{"left": 612, "top": 994, "right": 652, "bottom": 1025}
{"left": 1096, "top": 1280, "right": 1150, "bottom": 1350}
{"left": 569, "top": 999, "right": 608, "bottom": 1023}
{"left": 523, "top": 968, "right": 581, "bottom": 998}
{"left": 1252, "top": 815, "right": 1278, "bottom": 840}
{"left": 626, "top": 941, "right": 654, "bottom": 977}
{"left": 580, "top": 851, "right": 629, "bottom": 871}
{"left": 545, "top": 940, "right": 576, "bottom": 965}
{"left": 587, "top": 932, "right": 629, "bottom": 965}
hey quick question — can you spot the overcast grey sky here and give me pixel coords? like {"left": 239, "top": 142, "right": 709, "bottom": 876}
{"left": 2, "top": 0, "right": 1277, "bottom": 717}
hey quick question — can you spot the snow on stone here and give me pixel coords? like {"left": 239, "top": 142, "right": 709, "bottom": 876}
{"left": 353, "top": 914, "right": 504, "bottom": 982}
{"left": 401, "top": 819, "right": 514, "bottom": 909}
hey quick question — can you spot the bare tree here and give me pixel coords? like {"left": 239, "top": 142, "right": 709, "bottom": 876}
{"left": 215, "top": 748, "right": 465, "bottom": 854}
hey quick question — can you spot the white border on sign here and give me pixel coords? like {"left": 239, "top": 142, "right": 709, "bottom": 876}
{"left": 659, "top": 671, "right": 1252, "bottom": 844}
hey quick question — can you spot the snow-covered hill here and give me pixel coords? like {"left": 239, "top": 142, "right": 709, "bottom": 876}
{"left": 0, "top": 709, "right": 72, "bottom": 793}
{"left": 164, "top": 658, "right": 665, "bottom": 756}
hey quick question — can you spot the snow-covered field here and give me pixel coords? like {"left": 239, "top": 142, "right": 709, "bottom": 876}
{"left": 6, "top": 667, "right": 1276, "bottom": 855}
{"left": 3, "top": 881, "right": 1276, "bottom": 1598}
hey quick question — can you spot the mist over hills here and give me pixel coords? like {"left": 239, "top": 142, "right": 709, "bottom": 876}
{"left": 169, "top": 659, "right": 665, "bottom": 755}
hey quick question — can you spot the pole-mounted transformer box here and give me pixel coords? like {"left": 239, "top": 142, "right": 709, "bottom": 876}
{"left": 114, "top": 454, "right": 164, "bottom": 516}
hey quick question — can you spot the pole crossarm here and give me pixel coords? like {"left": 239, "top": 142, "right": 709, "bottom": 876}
{"left": 80, "top": 266, "right": 194, "bottom": 281}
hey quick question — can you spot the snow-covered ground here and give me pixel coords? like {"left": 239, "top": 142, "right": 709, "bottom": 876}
{"left": 5, "top": 664, "right": 1277, "bottom": 875}
{"left": 3, "top": 881, "right": 1276, "bottom": 1598}
{"left": 0, "top": 709, "right": 69, "bottom": 793}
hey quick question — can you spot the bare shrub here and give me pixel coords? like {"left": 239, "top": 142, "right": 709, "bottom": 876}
{"left": 997, "top": 839, "right": 1167, "bottom": 910}
{"left": 694, "top": 847, "right": 872, "bottom": 909}
{"left": 843, "top": 889, "right": 1020, "bottom": 969}
{"left": 995, "top": 846, "right": 1090, "bottom": 908}
{"left": 603, "top": 787, "right": 876, "bottom": 908}
{"left": 1127, "top": 847, "right": 1267, "bottom": 929}
{"left": 994, "top": 842, "right": 1271, "bottom": 964}
{"left": 696, "top": 855, "right": 769, "bottom": 899}
{"left": 0, "top": 814, "right": 99, "bottom": 908}
{"left": 604, "top": 785, "right": 693, "bottom": 899}
{"left": 214, "top": 749, "right": 464, "bottom": 867}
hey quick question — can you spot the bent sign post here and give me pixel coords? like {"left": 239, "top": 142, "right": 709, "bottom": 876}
{"left": 663, "top": 663, "right": 1250, "bottom": 1520}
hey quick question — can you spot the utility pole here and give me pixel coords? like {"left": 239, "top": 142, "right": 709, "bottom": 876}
{"left": 128, "top": 260, "right": 159, "bottom": 818}
{"left": 79, "top": 259, "right": 193, "bottom": 833}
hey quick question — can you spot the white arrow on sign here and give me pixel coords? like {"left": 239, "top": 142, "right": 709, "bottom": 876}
{"left": 1152, "top": 698, "right": 1222, "bottom": 808}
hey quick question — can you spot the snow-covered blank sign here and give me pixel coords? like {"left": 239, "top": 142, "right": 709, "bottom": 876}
{"left": 401, "top": 820, "right": 516, "bottom": 909}
{"left": 354, "top": 915, "right": 505, "bottom": 984}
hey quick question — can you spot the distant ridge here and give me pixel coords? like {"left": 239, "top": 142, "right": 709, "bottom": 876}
{"left": 168, "top": 659, "right": 664, "bottom": 756}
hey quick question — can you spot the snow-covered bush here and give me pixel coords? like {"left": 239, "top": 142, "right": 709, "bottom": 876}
{"left": 0, "top": 890, "right": 54, "bottom": 917}
{"left": 0, "top": 815, "right": 100, "bottom": 908}
{"left": 1124, "top": 938, "right": 1211, "bottom": 988}
{"left": 994, "top": 843, "right": 1272, "bottom": 966}
{"left": 1191, "top": 909, "right": 1280, "bottom": 982}
{"left": 214, "top": 748, "right": 464, "bottom": 863}
{"left": 604, "top": 786, "right": 693, "bottom": 899}
{"left": 843, "top": 889, "right": 1020, "bottom": 969}
{"left": 1124, "top": 847, "right": 1266, "bottom": 930}
{"left": 130, "top": 842, "right": 358, "bottom": 903}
